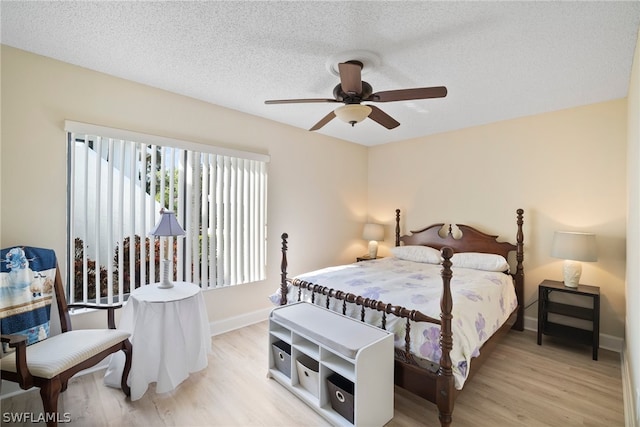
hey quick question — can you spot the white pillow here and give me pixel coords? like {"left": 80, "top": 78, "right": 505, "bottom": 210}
{"left": 451, "top": 252, "right": 510, "bottom": 272}
{"left": 391, "top": 245, "right": 441, "bottom": 264}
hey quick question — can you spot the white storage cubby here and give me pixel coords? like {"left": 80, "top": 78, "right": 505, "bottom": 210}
{"left": 268, "top": 302, "right": 394, "bottom": 427}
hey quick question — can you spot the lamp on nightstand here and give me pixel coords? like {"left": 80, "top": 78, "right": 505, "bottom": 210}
{"left": 362, "top": 223, "right": 384, "bottom": 259}
{"left": 551, "top": 231, "right": 597, "bottom": 288}
{"left": 150, "top": 208, "right": 185, "bottom": 289}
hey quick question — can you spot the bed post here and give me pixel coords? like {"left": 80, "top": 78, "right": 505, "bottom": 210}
{"left": 514, "top": 209, "right": 525, "bottom": 331}
{"left": 280, "top": 233, "right": 288, "bottom": 306}
{"left": 395, "top": 209, "right": 401, "bottom": 246}
{"left": 437, "top": 247, "right": 455, "bottom": 427}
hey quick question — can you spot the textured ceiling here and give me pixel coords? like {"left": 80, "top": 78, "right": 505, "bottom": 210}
{"left": 2, "top": 1, "right": 639, "bottom": 146}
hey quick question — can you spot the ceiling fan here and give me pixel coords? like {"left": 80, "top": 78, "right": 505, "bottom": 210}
{"left": 264, "top": 60, "right": 447, "bottom": 131}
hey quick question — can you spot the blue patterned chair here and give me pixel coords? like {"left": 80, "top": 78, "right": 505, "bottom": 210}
{"left": 0, "top": 246, "right": 132, "bottom": 427}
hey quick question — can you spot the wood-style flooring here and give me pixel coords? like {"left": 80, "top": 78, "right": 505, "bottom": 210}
{"left": 0, "top": 322, "right": 623, "bottom": 426}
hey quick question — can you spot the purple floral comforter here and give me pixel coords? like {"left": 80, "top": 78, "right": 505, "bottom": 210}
{"left": 270, "top": 257, "right": 518, "bottom": 389}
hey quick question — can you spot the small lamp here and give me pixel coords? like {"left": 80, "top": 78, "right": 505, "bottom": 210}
{"left": 362, "top": 223, "right": 384, "bottom": 258}
{"left": 335, "top": 104, "right": 372, "bottom": 127}
{"left": 550, "top": 231, "right": 597, "bottom": 288}
{"left": 149, "top": 208, "right": 185, "bottom": 289}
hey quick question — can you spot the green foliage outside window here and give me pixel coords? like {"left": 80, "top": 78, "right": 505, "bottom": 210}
{"left": 72, "top": 236, "right": 177, "bottom": 301}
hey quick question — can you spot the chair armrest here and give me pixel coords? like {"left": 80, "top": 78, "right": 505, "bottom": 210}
{"left": 67, "top": 303, "right": 124, "bottom": 330}
{"left": 67, "top": 302, "right": 124, "bottom": 310}
{"left": 1, "top": 333, "right": 27, "bottom": 346}
{"left": 0, "top": 334, "right": 34, "bottom": 389}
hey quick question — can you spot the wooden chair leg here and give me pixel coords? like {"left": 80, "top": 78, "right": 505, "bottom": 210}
{"left": 40, "top": 377, "right": 62, "bottom": 427}
{"left": 120, "top": 339, "right": 132, "bottom": 397}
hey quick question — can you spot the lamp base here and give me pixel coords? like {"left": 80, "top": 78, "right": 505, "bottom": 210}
{"left": 158, "top": 259, "right": 174, "bottom": 289}
{"left": 562, "top": 260, "right": 581, "bottom": 288}
{"left": 368, "top": 241, "right": 379, "bottom": 259}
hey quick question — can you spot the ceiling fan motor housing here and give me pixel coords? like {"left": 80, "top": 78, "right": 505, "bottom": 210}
{"left": 333, "top": 81, "right": 373, "bottom": 103}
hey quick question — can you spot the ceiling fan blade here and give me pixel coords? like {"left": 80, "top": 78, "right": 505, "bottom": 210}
{"left": 265, "top": 98, "right": 338, "bottom": 105}
{"left": 338, "top": 61, "right": 363, "bottom": 95}
{"left": 368, "top": 105, "right": 400, "bottom": 129}
{"left": 309, "top": 111, "right": 337, "bottom": 131}
{"left": 366, "top": 86, "right": 447, "bottom": 103}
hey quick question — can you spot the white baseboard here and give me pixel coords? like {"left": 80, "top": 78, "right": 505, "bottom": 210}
{"left": 621, "top": 343, "right": 638, "bottom": 427}
{"left": 0, "top": 380, "right": 27, "bottom": 399}
{"left": 523, "top": 315, "right": 623, "bottom": 353}
{"left": 209, "top": 307, "right": 272, "bottom": 336}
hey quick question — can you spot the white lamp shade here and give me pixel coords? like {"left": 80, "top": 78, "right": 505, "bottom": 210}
{"left": 150, "top": 210, "right": 185, "bottom": 237}
{"left": 335, "top": 104, "right": 372, "bottom": 125}
{"left": 362, "top": 223, "right": 384, "bottom": 242}
{"left": 551, "top": 231, "right": 597, "bottom": 262}
{"left": 551, "top": 231, "right": 597, "bottom": 288}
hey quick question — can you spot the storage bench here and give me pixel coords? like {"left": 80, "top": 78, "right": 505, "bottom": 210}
{"left": 268, "top": 302, "right": 394, "bottom": 427}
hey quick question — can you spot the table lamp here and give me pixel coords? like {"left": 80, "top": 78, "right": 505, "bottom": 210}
{"left": 150, "top": 208, "right": 185, "bottom": 288}
{"left": 362, "top": 223, "right": 384, "bottom": 258}
{"left": 550, "top": 231, "right": 597, "bottom": 288}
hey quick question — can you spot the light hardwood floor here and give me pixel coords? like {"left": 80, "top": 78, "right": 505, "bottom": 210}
{"left": 1, "top": 322, "right": 623, "bottom": 426}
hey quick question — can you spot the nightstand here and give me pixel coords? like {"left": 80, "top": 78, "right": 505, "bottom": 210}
{"left": 356, "top": 255, "right": 381, "bottom": 262}
{"left": 537, "top": 279, "right": 600, "bottom": 360}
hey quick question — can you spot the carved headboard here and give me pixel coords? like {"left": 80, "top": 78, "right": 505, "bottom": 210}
{"left": 394, "top": 209, "right": 522, "bottom": 260}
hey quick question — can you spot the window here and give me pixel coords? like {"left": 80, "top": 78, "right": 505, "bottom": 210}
{"left": 65, "top": 121, "right": 269, "bottom": 304}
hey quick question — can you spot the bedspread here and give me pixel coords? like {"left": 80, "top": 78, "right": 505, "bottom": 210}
{"left": 270, "top": 257, "right": 518, "bottom": 389}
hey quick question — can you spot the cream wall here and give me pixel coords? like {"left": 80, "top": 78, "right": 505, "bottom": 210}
{"left": 368, "top": 100, "right": 627, "bottom": 339}
{"left": 0, "top": 45, "right": 368, "bottom": 327}
{"left": 625, "top": 28, "right": 640, "bottom": 426}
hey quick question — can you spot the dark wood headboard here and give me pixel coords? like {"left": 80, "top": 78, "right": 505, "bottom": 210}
{"left": 394, "top": 210, "right": 519, "bottom": 260}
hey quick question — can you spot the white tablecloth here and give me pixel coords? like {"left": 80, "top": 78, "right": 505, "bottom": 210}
{"left": 104, "top": 282, "right": 211, "bottom": 400}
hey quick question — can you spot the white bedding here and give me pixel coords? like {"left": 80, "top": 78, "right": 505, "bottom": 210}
{"left": 270, "top": 257, "right": 518, "bottom": 389}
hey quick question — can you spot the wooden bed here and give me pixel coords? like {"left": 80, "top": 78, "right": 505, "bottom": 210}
{"left": 279, "top": 208, "right": 524, "bottom": 426}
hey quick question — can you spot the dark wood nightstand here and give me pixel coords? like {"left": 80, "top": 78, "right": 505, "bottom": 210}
{"left": 356, "top": 255, "right": 381, "bottom": 262}
{"left": 537, "top": 279, "right": 600, "bottom": 360}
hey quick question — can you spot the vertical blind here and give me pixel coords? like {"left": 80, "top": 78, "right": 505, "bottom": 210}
{"left": 65, "top": 121, "right": 269, "bottom": 304}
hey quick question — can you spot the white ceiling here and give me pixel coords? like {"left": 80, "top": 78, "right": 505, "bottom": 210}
{"left": 2, "top": 1, "right": 639, "bottom": 146}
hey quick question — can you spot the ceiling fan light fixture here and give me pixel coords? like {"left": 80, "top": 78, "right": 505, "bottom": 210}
{"left": 335, "top": 104, "right": 372, "bottom": 126}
